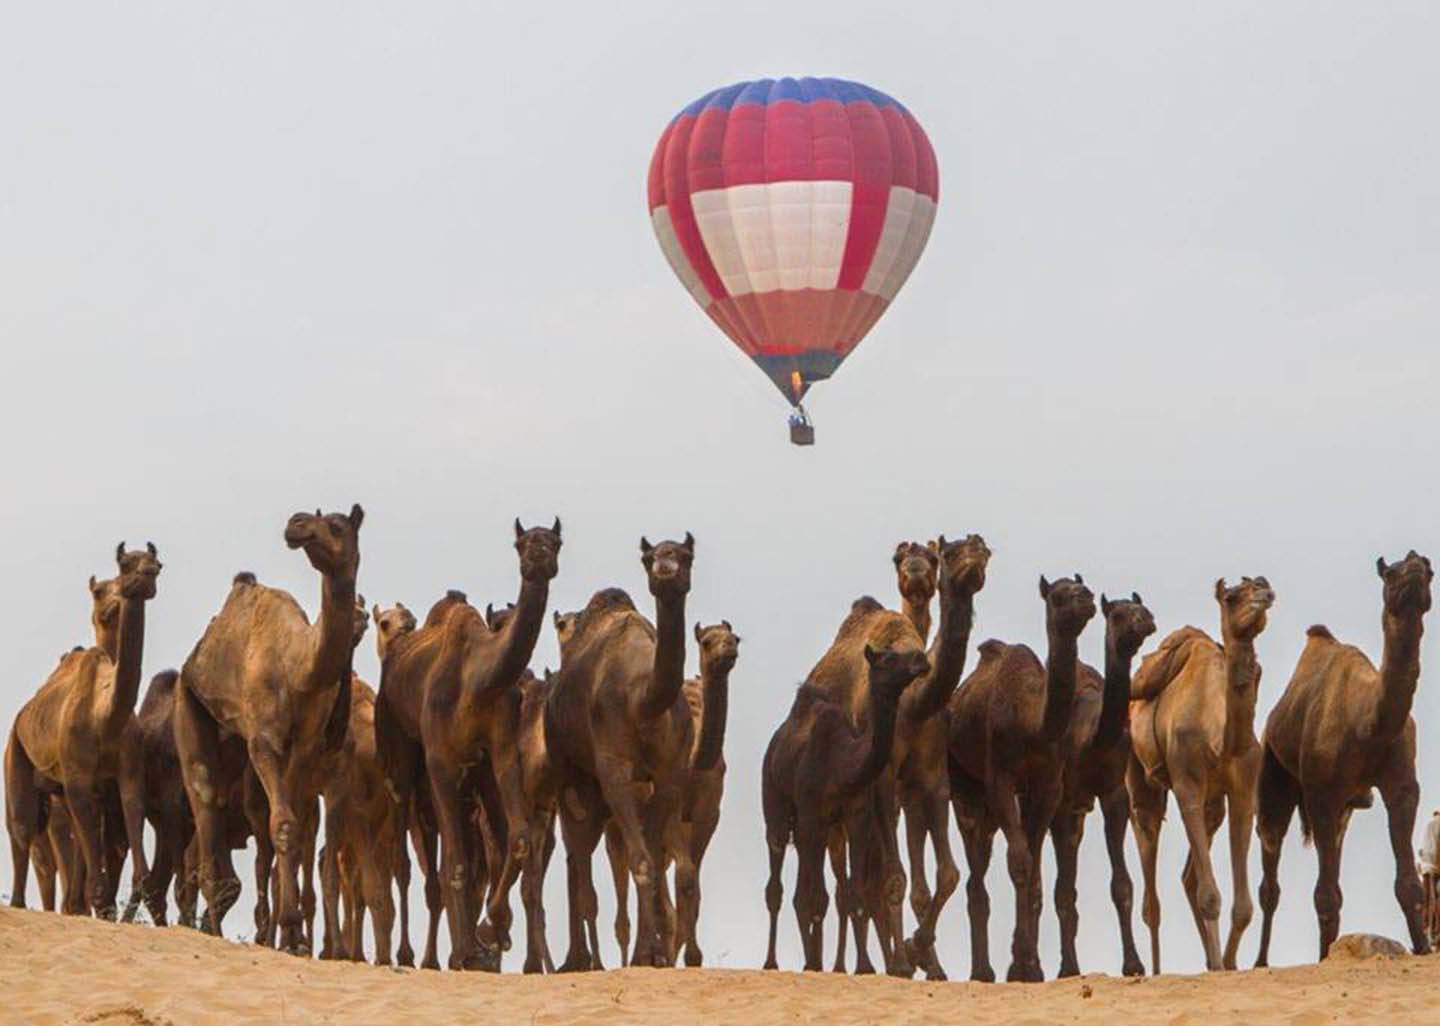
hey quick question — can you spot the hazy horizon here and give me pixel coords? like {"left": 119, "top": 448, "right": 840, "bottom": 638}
{"left": 3, "top": 1, "right": 1438, "bottom": 977}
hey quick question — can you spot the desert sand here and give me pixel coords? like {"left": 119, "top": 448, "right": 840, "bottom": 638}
{"left": 3, "top": 907, "right": 1438, "bottom": 1026}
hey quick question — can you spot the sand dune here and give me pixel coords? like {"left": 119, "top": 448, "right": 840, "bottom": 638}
{"left": 2, "top": 907, "right": 1437, "bottom": 1026}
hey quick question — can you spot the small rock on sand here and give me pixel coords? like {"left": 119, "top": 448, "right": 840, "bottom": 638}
{"left": 1324, "top": 934, "right": 1408, "bottom": 960}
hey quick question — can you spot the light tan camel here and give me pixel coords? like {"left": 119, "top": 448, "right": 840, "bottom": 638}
{"left": 1127, "top": 575, "right": 1275, "bottom": 973}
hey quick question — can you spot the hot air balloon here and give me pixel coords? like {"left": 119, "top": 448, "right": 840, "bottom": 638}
{"left": 647, "top": 77, "right": 939, "bottom": 444}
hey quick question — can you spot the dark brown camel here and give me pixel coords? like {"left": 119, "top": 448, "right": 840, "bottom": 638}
{"left": 1049, "top": 591, "right": 1155, "bottom": 977}
{"left": 1128, "top": 576, "right": 1274, "bottom": 973}
{"left": 544, "top": 534, "right": 697, "bottom": 971}
{"left": 947, "top": 573, "right": 1096, "bottom": 982}
{"left": 174, "top": 505, "right": 362, "bottom": 953}
{"left": 762, "top": 644, "right": 931, "bottom": 971}
{"left": 1255, "top": 551, "right": 1433, "bottom": 964}
{"left": 606, "top": 620, "right": 738, "bottom": 967}
{"left": 6, "top": 543, "right": 162, "bottom": 921}
{"left": 374, "top": 520, "right": 561, "bottom": 969}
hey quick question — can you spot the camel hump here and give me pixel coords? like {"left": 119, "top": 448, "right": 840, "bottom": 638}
{"left": 1306, "top": 624, "right": 1335, "bottom": 640}
{"left": 977, "top": 638, "right": 1008, "bottom": 660}
{"left": 850, "top": 595, "right": 883, "bottom": 615}
{"left": 835, "top": 596, "right": 886, "bottom": 640}
{"left": 138, "top": 669, "right": 180, "bottom": 716}
{"left": 232, "top": 571, "right": 257, "bottom": 587}
{"left": 424, "top": 589, "right": 472, "bottom": 628}
{"left": 445, "top": 588, "right": 468, "bottom": 603}
{"left": 1131, "top": 626, "right": 1212, "bottom": 700}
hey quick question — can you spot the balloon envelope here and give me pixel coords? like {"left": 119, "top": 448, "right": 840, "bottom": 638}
{"left": 648, "top": 77, "right": 938, "bottom": 403}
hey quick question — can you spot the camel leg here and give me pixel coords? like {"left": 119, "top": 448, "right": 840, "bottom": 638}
{"left": 394, "top": 827, "right": 414, "bottom": 967}
{"left": 33, "top": 835, "right": 57, "bottom": 912}
{"left": 247, "top": 743, "right": 309, "bottom": 956}
{"left": 539, "top": 822, "right": 558, "bottom": 973}
{"left": 951, "top": 773, "right": 996, "bottom": 983}
{"left": 518, "top": 820, "right": 551, "bottom": 974}
{"left": 1254, "top": 746, "right": 1297, "bottom": 967}
{"left": 680, "top": 811, "right": 718, "bottom": 967}
{"left": 825, "top": 828, "right": 853, "bottom": 973}
{"left": 901, "top": 792, "right": 931, "bottom": 950}
{"left": 59, "top": 812, "right": 89, "bottom": 916}
{"left": 244, "top": 769, "right": 275, "bottom": 947}
{"left": 409, "top": 793, "right": 443, "bottom": 970}
{"left": 1221, "top": 753, "right": 1260, "bottom": 970}
{"left": 1127, "top": 756, "right": 1166, "bottom": 975}
{"left": 557, "top": 792, "right": 604, "bottom": 972}
{"left": 872, "top": 777, "right": 912, "bottom": 978}
{"left": 595, "top": 762, "right": 666, "bottom": 969}
{"left": 299, "top": 799, "right": 319, "bottom": 953}
{"left": 1306, "top": 802, "right": 1345, "bottom": 961}
{"left": 476, "top": 762, "right": 530, "bottom": 965}
{"left": 793, "top": 814, "right": 829, "bottom": 971}
{"left": 639, "top": 784, "right": 680, "bottom": 967}
{"left": 319, "top": 841, "right": 340, "bottom": 960}
{"left": 4, "top": 732, "right": 41, "bottom": 909}
{"left": 63, "top": 782, "right": 113, "bottom": 920}
{"left": 363, "top": 850, "right": 396, "bottom": 966}
{"left": 177, "top": 835, "right": 199, "bottom": 928}
{"left": 423, "top": 756, "right": 484, "bottom": 970}
{"left": 983, "top": 769, "right": 1035, "bottom": 983}
{"left": 1012, "top": 784, "right": 1061, "bottom": 982}
{"left": 762, "top": 827, "right": 787, "bottom": 971}
{"left": 143, "top": 824, "right": 175, "bottom": 927}
{"left": 1378, "top": 764, "right": 1430, "bottom": 955}
{"left": 908, "top": 790, "right": 959, "bottom": 981}
{"left": 1172, "top": 777, "right": 1225, "bottom": 971}
{"left": 1051, "top": 809, "right": 1084, "bottom": 978}
{"left": 117, "top": 735, "right": 150, "bottom": 923}
{"left": 601, "top": 820, "right": 631, "bottom": 966}
{"left": 1100, "top": 786, "right": 1145, "bottom": 976}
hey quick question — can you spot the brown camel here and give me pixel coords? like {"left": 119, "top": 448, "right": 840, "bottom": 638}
{"left": 1127, "top": 575, "right": 1275, "bottom": 973}
{"left": 6, "top": 543, "right": 162, "bottom": 921}
{"left": 544, "top": 533, "right": 698, "bottom": 971}
{"left": 607, "top": 620, "right": 739, "bottom": 967}
{"left": 762, "top": 643, "right": 931, "bottom": 971}
{"left": 174, "top": 505, "right": 363, "bottom": 953}
{"left": 29, "top": 575, "right": 124, "bottom": 915}
{"left": 1255, "top": 551, "right": 1433, "bottom": 964}
{"left": 947, "top": 573, "right": 1096, "bottom": 982}
{"left": 374, "top": 520, "right": 561, "bottom": 970}
{"left": 1049, "top": 591, "right": 1156, "bottom": 978}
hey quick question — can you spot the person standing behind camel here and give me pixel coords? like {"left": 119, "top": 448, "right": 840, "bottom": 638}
{"left": 1421, "top": 810, "right": 1440, "bottom": 942}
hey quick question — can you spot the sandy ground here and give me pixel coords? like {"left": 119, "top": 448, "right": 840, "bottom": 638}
{"left": 4, "top": 908, "right": 1439, "bottom": 1026}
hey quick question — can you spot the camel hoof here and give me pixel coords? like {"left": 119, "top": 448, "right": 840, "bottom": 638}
{"left": 557, "top": 954, "right": 594, "bottom": 974}
{"left": 853, "top": 961, "right": 876, "bottom": 976}
{"left": 684, "top": 947, "right": 703, "bottom": 968}
{"left": 1058, "top": 962, "right": 1080, "bottom": 979}
{"left": 763, "top": 959, "right": 779, "bottom": 971}
{"left": 421, "top": 957, "right": 441, "bottom": 971}
{"left": 1122, "top": 959, "right": 1146, "bottom": 977}
{"left": 397, "top": 947, "right": 415, "bottom": 968}
{"left": 971, "top": 966, "right": 996, "bottom": 984}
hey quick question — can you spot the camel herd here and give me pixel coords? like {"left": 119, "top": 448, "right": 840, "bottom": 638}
{"left": 2, "top": 505, "right": 1433, "bottom": 984}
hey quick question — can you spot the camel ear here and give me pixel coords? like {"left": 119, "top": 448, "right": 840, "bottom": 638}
{"left": 552, "top": 516, "right": 562, "bottom": 539}
{"left": 357, "top": 594, "right": 366, "bottom": 610}
{"left": 553, "top": 611, "right": 562, "bottom": 628}
{"left": 372, "top": 604, "right": 382, "bottom": 623}
{"left": 88, "top": 574, "right": 99, "bottom": 595}
{"left": 1100, "top": 594, "right": 1112, "bottom": 615}
{"left": 640, "top": 536, "right": 653, "bottom": 557}
{"left": 486, "top": 602, "right": 496, "bottom": 625}
{"left": 1038, "top": 575, "right": 1051, "bottom": 599}
{"left": 893, "top": 542, "right": 907, "bottom": 565}
{"left": 146, "top": 541, "right": 158, "bottom": 557}
{"left": 694, "top": 622, "right": 704, "bottom": 642}
{"left": 863, "top": 643, "right": 878, "bottom": 665}
{"left": 1074, "top": 572, "right": 1084, "bottom": 585}
{"left": 683, "top": 531, "right": 695, "bottom": 553}
{"left": 722, "top": 619, "right": 732, "bottom": 632}
{"left": 116, "top": 541, "right": 126, "bottom": 563}
{"left": 397, "top": 601, "right": 409, "bottom": 613}
{"left": 514, "top": 518, "right": 525, "bottom": 540}
{"left": 1132, "top": 591, "right": 1143, "bottom": 605}
{"left": 348, "top": 504, "right": 364, "bottom": 529}
{"left": 1214, "top": 578, "right": 1228, "bottom": 601}
{"left": 1377, "top": 556, "right": 1389, "bottom": 578}
{"left": 933, "top": 535, "right": 947, "bottom": 554}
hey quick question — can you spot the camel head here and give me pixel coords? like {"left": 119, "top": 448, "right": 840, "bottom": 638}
{"left": 88, "top": 574, "right": 121, "bottom": 636}
{"left": 1214, "top": 576, "right": 1275, "bottom": 641}
{"left": 553, "top": 609, "right": 581, "bottom": 653}
{"left": 351, "top": 593, "right": 369, "bottom": 648}
{"left": 1100, "top": 591, "right": 1157, "bottom": 657}
{"left": 640, "top": 532, "right": 695, "bottom": 599}
{"left": 285, "top": 504, "right": 363, "bottom": 579}
{"left": 932, "top": 533, "right": 991, "bottom": 597}
{"left": 486, "top": 601, "right": 516, "bottom": 632}
{"left": 1039, "top": 573, "right": 1097, "bottom": 637}
{"left": 1377, "top": 550, "right": 1432, "bottom": 616}
{"left": 115, "top": 541, "right": 162, "bottom": 600}
{"left": 694, "top": 621, "right": 740, "bottom": 675}
{"left": 372, "top": 602, "right": 417, "bottom": 662}
{"left": 893, "top": 542, "right": 939, "bottom": 605}
{"left": 514, "top": 517, "right": 562, "bottom": 584}
{"left": 863, "top": 643, "right": 931, "bottom": 700}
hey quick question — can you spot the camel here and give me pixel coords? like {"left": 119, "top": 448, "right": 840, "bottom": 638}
{"left": 606, "top": 620, "right": 739, "bottom": 967}
{"left": 544, "top": 534, "right": 699, "bottom": 971}
{"left": 29, "top": 575, "right": 124, "bottom": 915}
{"left": 1049, "top": 591, "right": 1156, "bottom": 978}
{"left": 374, "top": 520, "right": 561, "bottom": 970}
{"left": 762, "top": 643, "right": 931, "bottom": 971}
{"left": 174, "top": 505, "right": 363, "bottom": 953}
{"left": 1127, "top": 575, "right": 1275, "bottom": 973}
{"left": 947, "top": 573, "right": 1096, "bottom": 982}
{"left": 6, "top": 542, "right": 162, "bottom": 921}
{"left": 1255, "top": 551, "right": 1433, "bottom": 964}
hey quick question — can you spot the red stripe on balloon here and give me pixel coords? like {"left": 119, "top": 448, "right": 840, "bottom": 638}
{"left": 663, "top": 114, "right": 728, "bottom": 302}
{"left": 836, "top": 99, "right": 892, "bottom": 291}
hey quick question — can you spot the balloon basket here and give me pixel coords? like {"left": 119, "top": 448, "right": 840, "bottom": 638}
{"left": 788, "top": 408, "right": 815, "bottom": 446}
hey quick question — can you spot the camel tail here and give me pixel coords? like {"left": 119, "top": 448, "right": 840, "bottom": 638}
{"left": 1298, "top": 800, "right": 1313, "bottom": 846}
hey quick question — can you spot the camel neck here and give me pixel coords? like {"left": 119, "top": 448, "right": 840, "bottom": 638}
{"left": 94, "top": 615, "right": 119, "bottom": 663}
{"left": 1042, "top": 628, "right": 1080, "bottom": 741}
{"left": 1095, "top": 635, "right": 1137, "bottom": 750}
{"left": 901, "top": 594, "right": 932, "bottom": 643}
{"left": 638, "top": 590, "right": 688, "bottom": 721}
{"left": 106, "top": 595, "right": 147, "bottom": 734}
{"left": 842, "top": 686, "right": 902, "bottom": 799}
{"left": 1219, "top": 634, "right": 1259, "bottom": 755}
{"left": 911, "top": 586, "right": 976, "bottom": 722}
{"left": 1375, "top": 608, "right": 1424, "bottom": 740}
{"left": 488, "top": 576, "right": 550, "bottom": 694}
{"left": 691, "top": 661, "right": 731, "bottom": 772}
{"left": 310, "top": 573, "right": 356, "bottom": 692}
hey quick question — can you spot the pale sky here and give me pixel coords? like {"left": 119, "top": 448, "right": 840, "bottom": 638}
{"left": 3, "top": 1, "right": 1439, "bottom": 977}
